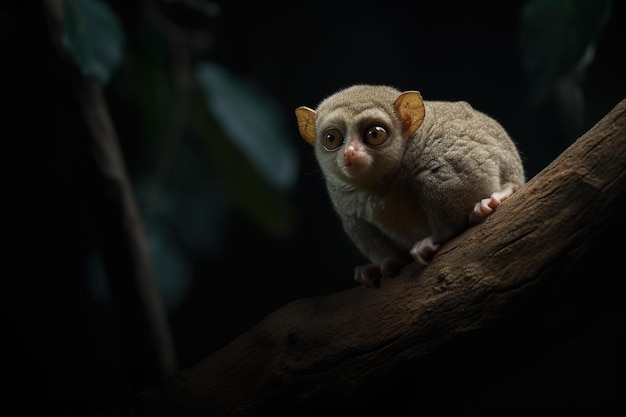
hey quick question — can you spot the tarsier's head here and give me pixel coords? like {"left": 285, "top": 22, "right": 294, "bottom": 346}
{"left": 295, "top": 85, "right": 425, "bottom": 189}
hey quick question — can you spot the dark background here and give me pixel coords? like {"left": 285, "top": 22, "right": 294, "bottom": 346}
{"left": 4, "top": 1, "right": 624, "bottom": 415}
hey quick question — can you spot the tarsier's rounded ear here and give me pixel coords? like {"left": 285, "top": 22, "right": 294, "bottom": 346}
{"left": 295, "top": 106, "right": 317, "bottom": 145}
{"left": 393, "top": 91, "right": 425, "bottom": 137}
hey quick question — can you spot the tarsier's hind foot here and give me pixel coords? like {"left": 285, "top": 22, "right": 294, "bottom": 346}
{"left": 354, "top": 258, "right": 410, "bottom": 288}
{"left": 469, "top": 186, "right": 515, "bottom": 224}
{"left": 411, "top": 186, "right": 517, "bottom": 267}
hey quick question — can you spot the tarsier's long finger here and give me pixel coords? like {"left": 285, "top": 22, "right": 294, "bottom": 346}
{"left": 469, "top": 186, "right": 515, "bottom": 224}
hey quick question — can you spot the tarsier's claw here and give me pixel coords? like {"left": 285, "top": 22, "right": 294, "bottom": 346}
{"left": 469, "top": 198, "right": 496, "bottom": 223}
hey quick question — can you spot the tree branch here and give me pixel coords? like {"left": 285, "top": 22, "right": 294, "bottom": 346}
{"left": 123, "top": 98, "right": 626, "bottom": 416}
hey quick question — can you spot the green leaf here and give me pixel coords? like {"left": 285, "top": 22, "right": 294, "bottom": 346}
{"left": 194, "top": 61, "right": 299, "bottom": 189}
{"left": 62, "top": 0, "right": 126, "bottom": 84}
{"left": 187, "top": 89, "right": 297, "bottom": 239}
{"left": 518, "top": 0, "right": 612, "bottom": 106}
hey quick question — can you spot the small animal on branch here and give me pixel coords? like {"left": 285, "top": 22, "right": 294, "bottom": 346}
{"left": 295, "top": 84, "right": 525, "bottom": 288}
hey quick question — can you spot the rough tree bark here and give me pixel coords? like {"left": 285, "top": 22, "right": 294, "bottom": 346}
{"left": 117, "top": 98, "right": 625, "bottom": 416}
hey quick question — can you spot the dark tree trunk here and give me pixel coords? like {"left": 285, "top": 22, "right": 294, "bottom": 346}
{"left": 42, "top": 0, "right": 177, "bottom": 393}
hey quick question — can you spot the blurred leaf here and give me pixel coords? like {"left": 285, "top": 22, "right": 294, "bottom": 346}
{"left": 62, "top": 0, "right": 126, "bottom": 84}
{"left": 187, "top": 87, "right": 297, "bottom": 238}
{"left": 86, "top": 232, "right": 194, "bottom": 313}
{"left": 134, "top": 173, "right": 232, "bottom": 257}
{"left": 131, "top": 175, "right": 232, "bottom": 311}
{"left": 145, "top": 222, "right": 194, "bottom": 312}
{"left": 518, "top": 0, "right": 612, "bottom": 106}
{"left": 194, "top": 61, "right": 299, "bottom": 190}
{"left": 112, "top": 24, "right": 177, "bottom": 166}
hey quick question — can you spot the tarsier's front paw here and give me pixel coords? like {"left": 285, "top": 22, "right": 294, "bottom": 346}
{"left": 410, "top": 236, "right": 441, "bottom": 266}
{"left": 354, "top": 258, "right": 409, "bottom": 288}
{"left": 469, "top": 187, "right": 514, "bottom": 224}
{"left": 354, "top": 264, "right": 382, "bottom": 288}
{"left": 380, "top": 258, "right": 409, "bottom": 277}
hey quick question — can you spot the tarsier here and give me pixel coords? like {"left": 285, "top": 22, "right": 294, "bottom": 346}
{"left": 295, "top": 84, "right": 525, "bottom": 288}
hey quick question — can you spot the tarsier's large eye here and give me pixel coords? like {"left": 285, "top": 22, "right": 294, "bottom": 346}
{"left": 322, "top": 128, "right": 344, "bottom": 150}
{"left": 363, "top": 125, "right": 388, "bottom": 146}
